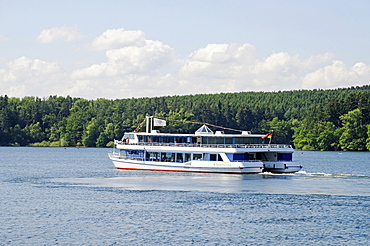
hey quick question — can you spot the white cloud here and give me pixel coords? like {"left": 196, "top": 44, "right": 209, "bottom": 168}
{"left": 90, "top": 28, "right": 146, "bottom": 51}
{"left": 180, "top": 43, "right": 256, "bottom": 79}
{"left": 0, "top": 56, "right": 70, "bottom": 97}
{"left": 73, "top": 40, "right": 174, "bottom": 78}
{"left": 68, "top": 29, "right": 178, "bottom": 98}
{"left": 301, "top": 61, "right": 370, "bottom": 89}
{"left": 175, "top": 43, "right": 370, "bottom": 94}
{"left": 188, "top": 43, "right": 256, "bottom": 63}
{"left": 67, "top": 40, "right": 370, "bottom": 98}
{"left": 2, "top": 28, "right": 370, "bottom": 99}
{"left": 36, "top": 25, "right": 84, "bottom": 43}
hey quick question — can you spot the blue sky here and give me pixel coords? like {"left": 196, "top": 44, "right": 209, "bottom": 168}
{"left": 1, "top": 0, "right": 370, "bottom": 99}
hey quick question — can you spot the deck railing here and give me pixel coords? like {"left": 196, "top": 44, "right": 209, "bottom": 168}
{"left": 116, "top": 141, "right": 292, "bottom": 149}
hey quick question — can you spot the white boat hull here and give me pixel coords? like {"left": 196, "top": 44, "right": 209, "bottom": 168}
{"left": 263, "top": 161, "right": 302, "bottom": 173}
{"left": 109, "top": 154, "right": 263, "bottom": 174}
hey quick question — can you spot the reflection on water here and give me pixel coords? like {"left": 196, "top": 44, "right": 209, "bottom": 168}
{"left": 50, "top": 169, "right": 370, "bottom": 196}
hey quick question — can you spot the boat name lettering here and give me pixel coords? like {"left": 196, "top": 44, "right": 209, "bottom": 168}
{"left": 214, "top": 163, "right": 232, "bottom": 166}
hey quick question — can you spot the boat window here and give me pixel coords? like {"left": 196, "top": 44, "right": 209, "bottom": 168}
{"left": 163, "top": 136, "right": 175, "bottom": 143}
{"left": 161, "top": 152, "right": 175, "bottom": 162}
{"left": 185, "top": 153, "right": 191, "bottom": 162}
{"left": 209, "top": 153, "right": 223, "bottom": 161}
{"left": 210, "top": 154, "right": 217, "bottom": 161}
{"left": 256, "top": 153, "right": 269, "bottom": 161}
{"left": 233, "top": 153, "right": 249, "bottom": 161}
{"left": 235, "top": 137, "right": 248, "bottom": 144}
{"left": 123, "top": 134, "right": 135, "bottom": 139}
{"left": 248, "top": 137, "right": 263, "bottom": 144}
{"left": 138, "top": 136, "right": 144, "bottom": 142}
{"left": 202, "top": 137, "right": 207, "bottom": 144}
{"left": 278, "top": 153, "right": 292, "bottom": 161}
{"left": 147, "top": 136, "right": 152, "bottom": 143}
{"left": 225, "top": 138, "right": 233, "bottom": 144}
{"left": 208, "top": 138, "right": 217, "bottom": 144}
{"left": 193, "top": 153, "right": 202, "bottom": 161}
{"left": 126, "top": 150, "right": 144, "bottom": 159}
{"left": 147, "top": 152, "right": 160, "bottom": 161}
{"left": 187, "top": 137, "right": 192, "bottom": 144}
{"left": 119, "top": 149, "right": 127, "bottom": 157}
{"left": 215, "top": 138, "right": 224, "bottom": 144}
{"left": 176, "top": 153, "right": 183, "bottom": 162}
{"left": 160, "top": 152, "right": 166, "bottom": 161}
{"left": 251, "top": 137, "right": 258, "bottom": 144}
{"left": 175, "top": 137, "right": 183, "bottom": 143}
{"left": 234, "top": 137, "right": 263, "bottom": 144}
{"left": 169, "top": 153, "right": 176, "bottom": 162}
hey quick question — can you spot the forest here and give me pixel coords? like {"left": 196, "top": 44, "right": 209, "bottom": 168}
{"left": 1, "top": 85, "right": 370, "bottom": 151}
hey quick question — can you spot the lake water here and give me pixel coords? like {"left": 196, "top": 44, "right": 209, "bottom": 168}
{"left": 1, "top": 147, "right": 369, "bottom": 245}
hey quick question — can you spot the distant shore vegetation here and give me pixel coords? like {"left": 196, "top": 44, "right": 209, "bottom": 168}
{"left": 1, "top": 85, "right": 370, "bottom": 151}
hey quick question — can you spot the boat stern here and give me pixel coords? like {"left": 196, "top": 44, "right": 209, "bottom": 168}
{"left": 238, "top": 161, "right": 264, "bottom": 174}
{"left": 263, "top": 161, "right": 302, "bottom": 173}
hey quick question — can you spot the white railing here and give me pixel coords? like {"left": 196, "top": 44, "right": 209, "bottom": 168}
{"left": 116, "top": 141, "right": 292, "bottom": 149}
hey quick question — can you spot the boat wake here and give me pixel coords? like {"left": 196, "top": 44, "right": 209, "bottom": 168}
{"left": 261, "top": 170, "right": 370, "bottom": 179}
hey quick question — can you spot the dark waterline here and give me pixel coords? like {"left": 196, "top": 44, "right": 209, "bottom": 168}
{"left": 1, "top": 147, "right": 370, "bottom": 245}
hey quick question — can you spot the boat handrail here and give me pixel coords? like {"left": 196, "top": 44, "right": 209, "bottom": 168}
{"left": 115, "top": 141, "right": 292, "bottom": 149}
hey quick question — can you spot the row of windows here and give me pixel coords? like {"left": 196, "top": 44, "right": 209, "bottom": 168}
{"left": 137, "top": 135, "right": 263, "bottom": 144}
{"left": 145, "top": 152, "right": 223, "bottom": 163}
{"left": 121, "top": 150, "right": 223, "bottom": 163}
{"left": 120, "top": 150, "right": 292, "bottom": 162}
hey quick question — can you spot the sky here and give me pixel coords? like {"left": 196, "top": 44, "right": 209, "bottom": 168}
{"left": 1, "top": 0, "right": 370, "bottom": 99}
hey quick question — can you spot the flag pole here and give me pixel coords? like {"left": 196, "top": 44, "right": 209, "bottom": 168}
{"left": 268, "top": 131, "right": 273, "bottom": 145}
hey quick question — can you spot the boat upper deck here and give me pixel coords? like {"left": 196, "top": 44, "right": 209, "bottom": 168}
{"left": 115, "top": 140, "right": 293, "bottom": 149}
{"left": 118, "top": 122, "right": 292, "bottom": 150}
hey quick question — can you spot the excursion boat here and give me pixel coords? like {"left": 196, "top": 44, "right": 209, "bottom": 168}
{"left": 109, "top": 116, "right": 302, "bottom": 174}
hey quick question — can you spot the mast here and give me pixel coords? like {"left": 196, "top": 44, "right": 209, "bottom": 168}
{"left": 146, "top": 116, "right": 153, "bottom": 133}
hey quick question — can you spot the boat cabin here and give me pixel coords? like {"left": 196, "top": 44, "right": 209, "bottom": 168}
{"left": 122, "top": 124, "right": 266, "bottom": 145}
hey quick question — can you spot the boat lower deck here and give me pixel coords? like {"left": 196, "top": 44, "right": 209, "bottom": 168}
{"left": 109, "top": 154, "right": 264, "bottom": 174}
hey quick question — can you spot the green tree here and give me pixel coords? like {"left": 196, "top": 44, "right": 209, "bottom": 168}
{"left": 10, "top": 124, "right": 26, "bottom": 145}
{"left": 60, "top": 112, "right": 86, "bottom": 146}
{"left": 366, "top": 125, "right": 370, "bottom": 151}
{"left": 96, "top": 123, "right": 116, "bottom": 147}
{"left": 339, "top": 109, "right": 367, "bottom": 151}
{"left": 260, "top": 117, "right": 295, "bottom": 145}
{"left": 82, "top": 118, "right": 100, "bottom": 147}
{"left": 293, "top": 121, "right": 316, "bottom": 150}
{"left": 22, "top": 122, "right": 46, "bottom": 144}
{"left": 316, "top": 122, "right": 338, "bottom": 151}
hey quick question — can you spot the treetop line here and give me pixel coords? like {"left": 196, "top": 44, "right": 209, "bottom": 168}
{"left": 1, "top": 85, "right": 370, "bottom": 151}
